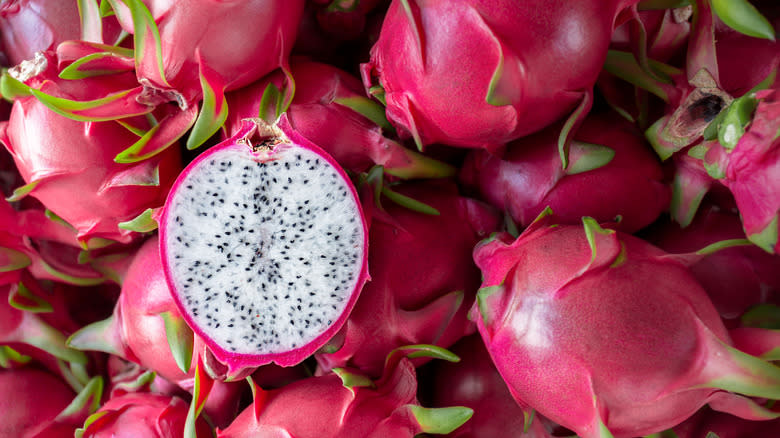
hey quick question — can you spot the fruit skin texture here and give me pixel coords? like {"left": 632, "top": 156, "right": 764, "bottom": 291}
{"left": 78, "top": 392, "right": 212, "bottom": 438}
{"left": 0, "top": 368, "right": 76, "bottom": 438}
{"left": 0, "top": 54, "right": 182, "bottom": 245}
{"left": 159, "top": 117, "right": 370, "bottom": 374}
{"left": 431, "top": 334, "right": 553, "bottom": 438}
{"left": 109, "top": 0, "right": 303, "bottom": 108}
{"left": 315, "top": 179, "right": 500, "bottom": 377}
{"left": 363, "top": 0, "right": 637, "bottom": 150}
{"left": 459, "top": 111, "right": 668, "bottom": 233}
{"left": 472, "top": 215, "right": 780, "bottom": 438}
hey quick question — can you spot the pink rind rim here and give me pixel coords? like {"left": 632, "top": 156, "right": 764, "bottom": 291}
{"left": 159, "top": 114, "right": 370, "bottom": 374}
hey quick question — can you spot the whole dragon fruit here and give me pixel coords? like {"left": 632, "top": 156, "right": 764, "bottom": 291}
{"left": 362, "top": 0, "right": 638, "bottom": 151}
{"left": 218, "top": 345, "right": 473, "bottom": 437}
{"left": 430, "top": 334, "right": 554, "bottom": 438}
{"left": 472, "top": 212, "right": 780, "bottom": 438}
{"left": 159, "top": 116, "right": 369, "bottom": 377}
{"left": 225, "top": 59, "right": 454, "bottom": 179}
{"left": 459, "top": 111, "right": 669, "bottom": 233}
{"left": 315, "top": 178, "right": 499, "bottom": 377}
{"left": 76, "top": 391, "right": 212, "bottom": 438}
{"left": 0, "top": 52, "right": 182, "bottom": 246}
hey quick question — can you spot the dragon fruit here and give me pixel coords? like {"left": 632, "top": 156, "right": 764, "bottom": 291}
{"left": 645, "top": 202, "right": 780, "bottom": 320}
{"left": 472, "top": 212, "right": 780, "bottom": 438}
{"left": 362, "top": 0, "right": 638, "bottom": 151}
{"left": 225, "top": 59, "right": 454, "bottom": 179}
{"left": 76, "top": 391, "right": 212, "bottom": 438}
{"left": 105, "top": 0, "right": 303, "bottom": 149}
{"left": 315, "top": 178, "right": 499, "bottom": 377}
{"left": 159, "top": 116, "right": 369, "bottom": 377}
{"left": 459, "top": 110, "right": 669, "bottom": 233}
{"left": 430, "top": 334, "right": 554, "bottom": 438}
{"left": 0, "top": 52, "right": 182, "bottom": 246}
{"left": 218, "top": 345, "right": 473, "bottom": 437}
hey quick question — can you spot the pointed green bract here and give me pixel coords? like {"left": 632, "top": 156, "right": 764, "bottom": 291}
{"left": 399, "top": 0, "right": 424, "bottom": 65}
{"left": 409, "top": 405, "right": 474, "bottom": 434}
{"left": 566, "top": 142, "right": 615, "bottom": 175}
{"left": 334, "top": 95, "right": 394, "bottom": 132}
{"left": 59, "top": 52, "right": 134, "bottom": 80}
{"left": 8, "top": 282, "right": 54, "bottom": 313}
{"left": 694, "top": 238, "right": 752, "bottom": 256}
{"left": 333, "top": 368, "right": 375, "bottom": 391}
{"left": 603, "top": 51, "right": 676, "bottom": 102}
{"left": 486, "top": 42, "right": 510, "bottom": 106}
{"left": 702, "top": 340, "right": 780, "bottom": 399}
{"left": 741, "top": 304, "right": 780, "bottom": 330}
{"left": 6, "top": 179, "right": 40, "bottom": 202}
{"left": 75, "top": 410, "right": 111, "bottom": 438}
{"left": 381, "top": 185, "right": 440, "bottom": 215}
{"left": 118, "top": 208, "right": 159, "bottom": 232}
{"left": 123, "top": 0, "right": 169, "bottom": 86}
{"left": 718, "top": 94, "right": 758, "bottom": 150}
{"left": 29, "top": 86, "right": 151, "bottom": 122}
{"left": 368, "top": 85, "right": 387, "bottom": 106}
{"left": 161, "top": 311, "right": 194, "bottom": 374}
{"left": 184, "top": 357, "right": 214, "bottom": 438}
{"left": 748, "top": 215, "right": 779, "bottom": 254}
{"left": 0, "top": 247, "right": 32, "bottom": 273}
{"left": 476, "top": 285, "right": 504, "bottom": 327}
{"left": 186, "top": 60, "right": 228, "bottom": 150}
{"left": 40, "top": 260, "right": 106, "bottom": 286}
{"left": 78, "top": 0, "right": 104, "bottom": 43}
{"left": 558, "top": 91, "right": 593, "bottom": 169}
{"left": 582, "top": 217, "right": 616, "bottom": 264}
{"left": 0, "top": 73, "right": 32, "bottom": 100}
{"left": 390, "top": 344, "right": 460, "bottom": 362}
{"left": 259, "top": 83, "right": 283, "bottom": 123}
{"left": 67, "top": 316, "right": 123, "bottom": 356}
{"left": 59, "top": 376, "right": 104, "bottom": 419}
{"left": 712, "top": 0, "right": 776, "bottom": 41}
{"left": 0, "top": 345, "right": 32, "bottom": 367}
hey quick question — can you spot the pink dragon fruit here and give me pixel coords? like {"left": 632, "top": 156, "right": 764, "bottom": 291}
{"left": 225, "top": 59, "right": 454, "bottom": 179}
{"left": 0, "top": 52, "right": 182, "bottom": 246}
{"left": 76, "top": 391, "right": 212, "bottom": 438}
{"left": 362, "top": 0, "right": 639, "bottom": 151}
{"left": 459, "top": 110, "right": 669, "bottom": 233}
{"left": 430, "top": 334, "right": 555, "bottom": 438}
{"left": 218, "top": 345, "right": 473, "bottom": 437}
{"left": 159, "top": 116, "right": 369, "bottom": 377}
{"left": 105, "top": 0, "right": 304, "bottom": 149}
{"left": 0, "top": 0, "right": 120, "bottom": 66}
{"left": 68, "top": 235, "right": 245, "bottom": 428}
{"left": 472, "top": 212, "right": 780, "bottom": 438}
{"left": 0, "top": 368, "right": 102, "bottom": 438}
{"left": 645, "top": 202, "right": 780, "bottom": 320}
{"left": 315, "top": 178, "right": 499, "bottom": 377}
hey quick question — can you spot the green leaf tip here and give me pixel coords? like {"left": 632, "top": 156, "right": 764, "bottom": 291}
{"left": 118, "top": 208, "right": 159, "bottom": 232}
{"left": 566, "top": 142, "right": 615, "bottom": 175}
{"left": 582, "top": 216, "right": 616, "bottom": 263}
{"left": 741, "top": 304, "right": 780, "bottom": 330}
{"left": 409, "top": 405, "right": 474, "bottom": 435}
{"left": 333, "top": 368, "right": 375, "bottom": 390}
{"left": 476, "top": 285, "right": 504, "bottom": 327}
{"left": 161, "top": 311, "right": 194, "bottom": 374}
{"left": 712, "top": 0, "right": 776, "bottom": 41}
{"left": 381, "top": 185, "right": 440, "bottom": 215}
{"left": 8, "top": 282, "right": 54, "bottom": 313}
{"left": 748, "top": 215, "right": 778, "bottom": 254}
{"left": 334, "top": 95, "right": 394, "bottom": 132}
{"left": 392, "top": 344, "right": 460, "bottom": 363}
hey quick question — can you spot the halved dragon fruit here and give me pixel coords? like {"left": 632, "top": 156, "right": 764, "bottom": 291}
{"left": 159, "top": 116, "right": 369, "bottom": 377}
{"left": 472, "top": 211, "right": 780, "bottom": 438}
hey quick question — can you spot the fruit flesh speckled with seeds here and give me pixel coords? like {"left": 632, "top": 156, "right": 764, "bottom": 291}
{"left": 160, "top": 116, "right": 369, "bottom": 374}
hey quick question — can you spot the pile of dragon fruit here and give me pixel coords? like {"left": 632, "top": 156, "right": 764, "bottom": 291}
{"left": 1, "top": 0, "right": 779, "bottom": 436}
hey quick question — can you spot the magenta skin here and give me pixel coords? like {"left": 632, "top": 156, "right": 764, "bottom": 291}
{"left": 0, "top": 368, "right": 75, "bottom": 438}
{"left": 471, "top": 216, "right": 780, "bottom": 438}
{"left": 159, "top": 115, "right": 370, "bottom": 375}
{"left": 363, "top": 0, "right": 639, "bottom": 150}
